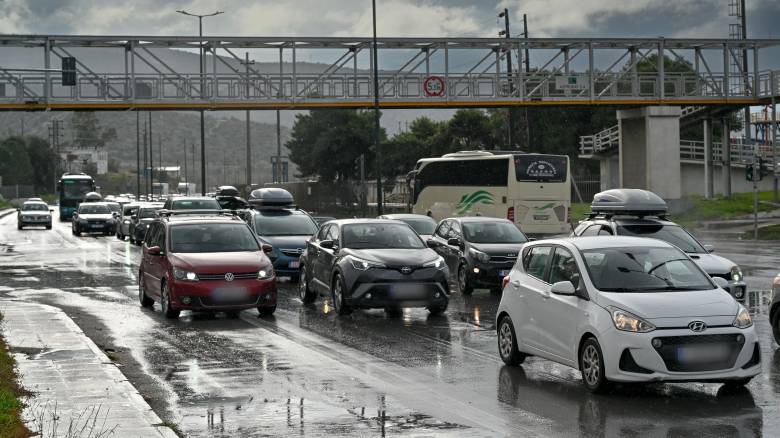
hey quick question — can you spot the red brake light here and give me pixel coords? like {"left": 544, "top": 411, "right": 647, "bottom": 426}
{"left": 507, "top": 207, "right": 515, "bottom": 222}
{"left": 502, "top": 275, "right": 510, "bottom": 290}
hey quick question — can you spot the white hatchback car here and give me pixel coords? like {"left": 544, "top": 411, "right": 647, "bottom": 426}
{"left": 496, "top": 236, "right": 761, "bottom": 393}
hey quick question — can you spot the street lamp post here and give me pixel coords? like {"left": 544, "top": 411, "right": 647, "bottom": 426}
{"left": 241, "top": 52, "right": 255, "bottom": 195}
{"left": 372, "top": 0, "right": 383, "bottom": 215}
{"left": 176, "top": 9, "right": 224, "bottom": 196}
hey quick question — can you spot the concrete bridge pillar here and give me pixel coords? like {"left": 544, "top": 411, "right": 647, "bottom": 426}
{"left": 704, "top": 118, "right": 714, "bottom": 199}
{"left": 599, "top": 156, "right": 620, "bottom": 191}
{"left": 721, "top": 117, "right": 732, "bottom": 198}
{"left": 617, "top": 106, "right": 682, "bottom": 200}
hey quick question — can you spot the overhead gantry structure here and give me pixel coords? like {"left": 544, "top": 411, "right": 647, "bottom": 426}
{"left": 0, "top": 35, "right": 779, "bottom": 111}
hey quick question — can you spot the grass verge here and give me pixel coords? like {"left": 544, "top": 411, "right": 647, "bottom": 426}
{"left": 0, "top": 199, "right": 12, "bottom": 210}
{"left": 742, "top": 224, "right": 780, "bottom": 240}
{"left": 0, "top": 313, "right": 33, "bottom": 438}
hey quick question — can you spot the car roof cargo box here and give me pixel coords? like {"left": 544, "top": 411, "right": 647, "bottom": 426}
{"left": 590, "top": 189, "right": 668, "bottom": 217}
{"left": 249, "top": 188, "right": 295, "bottom": 208}
{"left": 83, "top": 192, "right": 103, "bottom": 202}
{"left": 216, "top": 185, "right": 240, "bottom": 197}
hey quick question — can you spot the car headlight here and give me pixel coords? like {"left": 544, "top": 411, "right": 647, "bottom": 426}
{"left": 258, "top": 267, "right": 274, "bottom": 280}
{"left": 173, "top": 267, "right": 199, "bottom": 281}
{"left": 609, "top": 307, "right": 656, "bottom": 333}
{"left": 469, "top": 248, "right": 490, "bottom": 264}
{"left": 346, "top": 255, "right": 385, "bottom": 271}
{"left": 730, "top": 266, "right": 743, "bottom": 282}
{"left": 78, "top": 218, "right": 88, "bottom": 224}
{"left": 423, "top": 256, "right": 446, "bottom": 270}
{"left": 733, "top": 305, "right": 753, "bottom": 329}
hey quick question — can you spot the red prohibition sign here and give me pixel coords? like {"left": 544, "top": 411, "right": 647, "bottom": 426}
{"left": 423, "top": 76, "right": 445, "bottom": 97}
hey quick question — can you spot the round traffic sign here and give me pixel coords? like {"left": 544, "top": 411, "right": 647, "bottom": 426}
{"left": 423, "top": 76, "right": 445, "bottom": 97}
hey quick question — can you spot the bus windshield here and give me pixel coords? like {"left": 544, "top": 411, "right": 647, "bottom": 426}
{"left": 61, "top": 179, "right": 93, "bottom": 200}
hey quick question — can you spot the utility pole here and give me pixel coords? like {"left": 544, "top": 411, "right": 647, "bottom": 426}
{"left": 498, "top": 8, "right": 514, "bottom": 150}
{"left": 177, "top": 9, "right": 224, "bottom": 196}
{"left": 183, "top": 137, "right": 188, "bottom": 192}
{"left": 372, "top": 0, "right": 383, "bottom": 215}
{"left": 242, "top": 52, "right": 255, "bottom": 194}
{"left": 142, "top": 123, "right": 148, "bottom": 196}
{"left": 522, "top": 13, "right": 530, "bottom": 150}
{"left": 148, "top": 112, "right": 154, "bottom": 195}
{"left": 741, "top": 0, "right": 752, "bottom": 165}
{"left": 276, "top": 46, "right": 283, "bottom": 185}
{"left": 136, "top": 111, "right": 140, "bottom": 198}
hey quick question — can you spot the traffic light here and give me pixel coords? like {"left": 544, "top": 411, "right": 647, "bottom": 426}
{"left": 758, "top": 156, "right": 770, "bottom": 180}
{"left": 745, "top": 165, "right": 754, "bottom": 182}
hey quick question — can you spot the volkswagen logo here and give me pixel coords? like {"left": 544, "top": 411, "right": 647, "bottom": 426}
{"left": 688, "top": 321, "right": 707, "bottom": 332}
{"left": 224, "top": 273, "right": 235, "bottom": 282}
{"left": 400, "top": 266, "right": 412, "bottom": 275}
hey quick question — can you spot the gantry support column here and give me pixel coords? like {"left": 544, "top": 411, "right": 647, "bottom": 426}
{"left": 617, "top": 106, "right": 682, "bottom": 201}
{"left": 704, "top": 118, "right": 714, "bottom": 199}
{"left": 722, "top": 117, "right": 732, "bottom": 198}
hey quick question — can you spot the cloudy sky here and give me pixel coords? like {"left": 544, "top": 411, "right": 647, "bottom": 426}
{"left": 1, "top": 0, "right": 779, "bottom": 39}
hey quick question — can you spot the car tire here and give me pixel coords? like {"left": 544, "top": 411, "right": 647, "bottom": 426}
{"left": 46, "top": 224, "right": 52, "bottom": 230}
{"left": 579, "top": 337, "right": 610, "bottom": 393}
{"left": 116, "top": 231, "right": 124, "bottom": 240}
{"left": 138, "top": 274, "right": 154, "bottom": 308}
{"left": 331, "top": 273, "right": 352, "bottom": 315}
{"left": 161, "top": 281, "right": 180, "bottom": 319}
{"left": 490, "top": 286, "right": 503, "bottom": 294}
{"left": 299, "top": 267, "right": 316, "bottom": 304}
{"left": 73, "top": 226, "right": 80, "bottom": 236}
{"left": 772, "top": 311, "right": 780, "bottom": 346}
{"left": 290, "top": 274, "right": 300, "bottom": 284}
{"left": 722, "top": 378, "right": 753, "bottom": 389}
{"left": 458, "top": 263, "right": 474, "bottom": 295}
{"left": 257, "top": 305, "right": 276, "bottom": 317}
{"left": 498, "top": 315, "right": 526, "bottom": 366}
{"left": 17, "top": 223, "right": 22, "bottom": 230}
{"left": 427, "top": 301, "right": 448, "bottom": 316}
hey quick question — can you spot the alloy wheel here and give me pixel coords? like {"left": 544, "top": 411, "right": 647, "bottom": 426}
{"left": 582, "top": 344, "right": 601, "bottom": 387}
{"left": 499, "top": 321, "right": 514, "bottom": 359}
{"left": 299, "top": 270, "right": 308, "bottom": 301}
{"left": 333, "top": 278, "right": 343, "bottom": 311}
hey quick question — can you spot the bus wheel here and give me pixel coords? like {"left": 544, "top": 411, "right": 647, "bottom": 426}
{"left": 458, "top": 264, "right": 474, "bottom": 295}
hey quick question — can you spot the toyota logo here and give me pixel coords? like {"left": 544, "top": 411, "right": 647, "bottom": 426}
{"left": 400, "top": 266, "right": 412, "bottom": 275}
{"left": 225, "top": 273, "right": 235, "bottom": 282}
{"left": 688, "top": 321, "right": 707, "bottom": 332}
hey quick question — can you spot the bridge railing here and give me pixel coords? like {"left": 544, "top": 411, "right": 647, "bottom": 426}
{"left": 679, "top": 140, "right": 777, "bottom": 164}
{"left": 0, "top": 69, "right": 776, "bottom": 104}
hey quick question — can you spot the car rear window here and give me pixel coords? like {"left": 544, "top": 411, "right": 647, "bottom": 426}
{"left": 173, "top": 199, "right": 221, "bottom": 210}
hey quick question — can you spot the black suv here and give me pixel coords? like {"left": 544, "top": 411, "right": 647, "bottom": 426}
{"left": 428, "top": 217, "right": 529, "bottom": 294}
{"left": 299, "top": 219, "right": 449, "bottom": 315}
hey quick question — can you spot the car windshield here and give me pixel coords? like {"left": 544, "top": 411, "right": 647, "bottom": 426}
{"left": 123, "top": 206, "right": 139, "bottom": 216}
{"left": 463, "top": 221, "right": 527, "bottom": 244}
{"left": 22, "top": 204, "right": 48, "bottom": 211}
{"left": 342, "top": 223, "right": 425, "bottom": 249}
{"left": 138, "top": 209, "right": 157, "bottom": 219}
{"left": 398, "top": 217, "right": 436, "bottom": 235}
{"left": 79, "top": 204, "right": 110, "bottom": 214}
{"left": 170, "top": 223, "right": 260, "bottom": 253}
{"left": 105, "top": 203, "right": 120, "bottom": 213}
{"left": 172, "top": 199, "right": 221, "bottom": 210}
{"left": 254, "top": 213, "right": 318, "bottom": 236}
{"left": 582, "top": 246, "right": 713, "bottom": 292}
{"left": 616, "top": 224, "right": 706, "bottom": 253}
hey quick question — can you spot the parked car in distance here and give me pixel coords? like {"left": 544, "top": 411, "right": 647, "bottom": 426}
{"left": 770, "top": 273, "right": 780, "bottom": 345}
{"left": 299, "top": 219, "right": 449, "bottom": 315}
{"left": 130, "top": 203, "right": 164, "bottom": 244}
{"left": 138, "top": 212, "right": 277, "bottom": 318}
{"left": 378, "top": 214, "right": 438, "bottom": 241}
{"left": 162, "top": 196, "right": 221, "bottom": 211}
{"left": 497, "top": 236, "right": 761, "bottom": 393}
{"left": 312, "top": 216, "right": 336, "bottom": 228}
{"left": 428, "top": 217, "right": 528, "bottom": 294}
{"left": 572, "top": 189, "right": 747, "bottom": 302}
{"left": 17, "top": 200, "right": 53, "bottom": 230}
{"left": 104, "top": 201, "right": 121, "bottom": 216}
{"left": 72, "top": 202, "right": 115, "bottom": 236}
{"left": 116, "top": 202, "right": 140, "bottom": 240}
{"left": 244, "top": 189, "right": 319, "bottom": 282}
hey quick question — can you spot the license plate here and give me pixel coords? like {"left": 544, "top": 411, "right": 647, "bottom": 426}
{"left": 499, "top": 270, "right": 510, "bottom": 277}
{"left": 288, "top": 260, "right": 300, "bottom": 269}
{"left": 533, "top": 214, "right": 549, "bottom": 221}
{"left": 90, "top": 224, "right": 102, "bottom": 228}
{"left": 676, "top": 344, "right": 730, "bottom": 363}
{"left": 212, "top": 287, "right": 249, "bottom": 302}
{"left": 391, "top": 284, "right": 426, "bottom": 300}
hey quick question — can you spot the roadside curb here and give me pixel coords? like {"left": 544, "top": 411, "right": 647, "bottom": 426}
{"left": 0, "top": 208, "right": 16, "bottom": 220}
{"left": 0, "top": 300, "right": 178, "bottom": 438}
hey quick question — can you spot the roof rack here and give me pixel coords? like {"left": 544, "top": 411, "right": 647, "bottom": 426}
{"left": 589, "top": 189, "right": 668, "bottom": 219}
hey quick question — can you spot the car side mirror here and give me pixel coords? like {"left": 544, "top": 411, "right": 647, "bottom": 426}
{"left": 50, "top": 209, "right": 54, "bottom": 213}
{"left": 712, "top": 276, "right": 729, "bottom": 289}
{"left": 16, "top": 208, "right": 20, "bottom": 212}
{"left": 704, "top": 244, "right": 715, "bottom": 253}
{"left": 147, "top": 246, "right": 162, "bottom": 256}
{"left": 447, "top": 237, "right": 461, "bottom": 247}
{"left": 426, "top": 239, "right": 439, "bottom": 248}
{"left": 320, "top": 239, "right": 338, "bottom": 251}
{"left": 528, "top": 237, "right": 536, "bottom": 242}
{"left": 262, "top": 244, "right": 273, "bottom": 254}
{"left": 551, "top": 281, "right": 576, "bottom": 296}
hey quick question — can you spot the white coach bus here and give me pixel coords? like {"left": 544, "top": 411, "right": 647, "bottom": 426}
{"left": 408, "top": 151, "right": 571, "bottom": 235}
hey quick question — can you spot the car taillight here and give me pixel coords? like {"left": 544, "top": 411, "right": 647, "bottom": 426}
{"left": 507, "top": 207, "right": 515, "bottom": 222}
{"left": 502, "top": 275, "right": 510, "bottom": 290}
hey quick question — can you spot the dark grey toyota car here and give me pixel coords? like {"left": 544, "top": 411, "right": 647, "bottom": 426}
{"left": 298, "top": 219, "right": 450, "bottom": 315}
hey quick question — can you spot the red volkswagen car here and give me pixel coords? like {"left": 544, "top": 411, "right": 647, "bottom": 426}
{"left": 138, "top": 212, "right": 277, "bottom": 318}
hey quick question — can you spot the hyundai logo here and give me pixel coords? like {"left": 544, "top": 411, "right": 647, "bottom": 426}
{"left": 688, "top": 321, "right": 707, "bottom": 332}
{"left": 400, "top": 266, "right": 412, "bottom": 275}
{"left": 225, "top": 273, "right": 235, "bottom": 282}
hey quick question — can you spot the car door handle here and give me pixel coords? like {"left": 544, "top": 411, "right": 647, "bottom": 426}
{"left": 511, "top": 280, "right": 521, "bottom": 288}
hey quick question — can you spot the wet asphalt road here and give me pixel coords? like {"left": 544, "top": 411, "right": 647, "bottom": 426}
{"left": 1, "top": 212, "right": 780, "bottom": 437}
